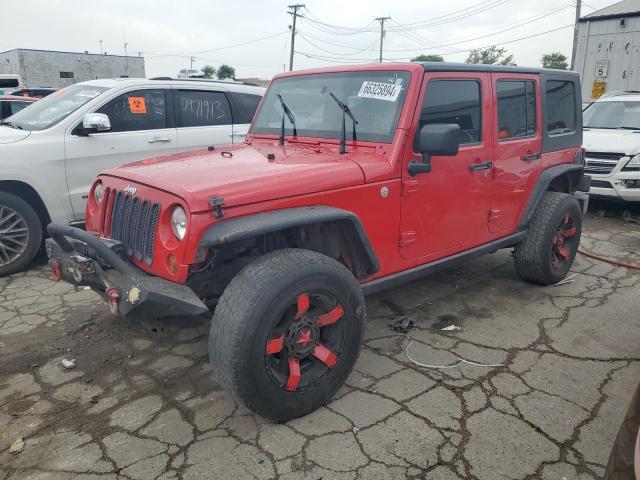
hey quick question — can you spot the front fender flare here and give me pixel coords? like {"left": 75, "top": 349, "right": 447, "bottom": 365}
{"left": 197, "top": 205, "right": 380, "bottom": 275}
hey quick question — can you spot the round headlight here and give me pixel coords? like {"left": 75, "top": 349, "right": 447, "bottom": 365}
{"left": 171, "top": 206, "right": 187, "bottom": 241}
{"left": 94, "top": 182, "right": 104, "bottom": 204}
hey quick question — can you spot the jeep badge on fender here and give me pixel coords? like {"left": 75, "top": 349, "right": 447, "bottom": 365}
{"left": 45, "top": 62, "right": 589, "bottom": 421}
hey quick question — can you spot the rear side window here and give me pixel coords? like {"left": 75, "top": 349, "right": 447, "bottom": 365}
{"left": 0, "top": 79, "right": 19, "bottom": 88}
{"left": 97, "top": 89, "right": 167, "bottom": 133}
{"left": 419, "top": 80, "right": 482, "bottom": 145}
{"left": 229, "top": 92, "right": 262, "bottom": 124}
{"left": 175, "top": 90, "right": 232, "bottom": 127}
{"left": 497, "top": 80, "right": 536, "bottom": 140}
{"left": 545, "top": 81, "right": 576, "bottom": 135}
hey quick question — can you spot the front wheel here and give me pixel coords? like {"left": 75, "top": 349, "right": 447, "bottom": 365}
{"left": 0, "top": 191, "right": 42, "bottom": 277}
{"left": 209, "top": 248, "right": 365, "bottom": 421}
{"left": 514, "top": 191, "right": 582, "bottom": 285}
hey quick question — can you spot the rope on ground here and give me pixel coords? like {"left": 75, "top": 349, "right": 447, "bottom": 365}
{"left": 578, "top": 248, "right": 640, "bottom": 271}
{"left": 404, "top": 340, "right": 504, "bottom": 369}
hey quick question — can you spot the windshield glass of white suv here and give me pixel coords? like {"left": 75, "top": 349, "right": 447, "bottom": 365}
{"left": 251, "top": 71, "right": 411, "bottom": 143}
{"left": 583, "top": 100, "right": 640, "bottom": 130}
{"left": 3, "top": 84, "right": 109, "bottom": 131}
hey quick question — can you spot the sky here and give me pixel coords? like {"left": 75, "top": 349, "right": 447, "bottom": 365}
{"left": 0, "top": 0, "right": 621, "bottom": 80}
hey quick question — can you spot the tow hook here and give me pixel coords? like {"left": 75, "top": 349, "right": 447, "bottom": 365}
{"left": 106, "top": 288, "right": 120, "bottom": 315}
{"left": 50, "top": 260, "right": 62, "bottom": 282}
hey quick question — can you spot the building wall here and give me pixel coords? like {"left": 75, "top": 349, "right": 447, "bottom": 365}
{"left": 0, "top": 49, "right": 145, "bottom": 88}
{"left": 575, "top": 16, "right": 640, "bottom": 102}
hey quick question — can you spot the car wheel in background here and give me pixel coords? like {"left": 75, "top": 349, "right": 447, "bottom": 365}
{"left": 0, "top": 191, "right": 42, "bottom": 276}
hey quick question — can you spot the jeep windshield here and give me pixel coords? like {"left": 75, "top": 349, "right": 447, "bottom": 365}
{"left": 3, "top": 84, "right": 108, "bottom": 131}
{"left": 251, "top": 71, "right": 411, "bottom": 143}
{"left": 583, "top": 100, "right": 640, "bottom": 130}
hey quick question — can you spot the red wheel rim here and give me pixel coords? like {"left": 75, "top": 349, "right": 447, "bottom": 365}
{"left": 551, "top": 212, "right": 578, "bottom": 270}
{"left": 264, "top": 291, "right": 346, "bottom": 392}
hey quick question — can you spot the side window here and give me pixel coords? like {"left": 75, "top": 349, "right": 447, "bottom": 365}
{"left": 96, "top": 89, "right": 167, "bottom": 133}
{"left": 229, "top": 92, "right": 262, "bottom": 124}
{"left": 175, "top": 90, "right": 232, "bottom": 127}
{"left": 419, "top": 79, "right": 482, "bottom": 146}
{"left": 545, "top": 80, "right": 576, "bottom": 135}
{"left": 497, "top": 80, "right": 536, "bottom": 140}
{"left": 9, "top": 101, "right": 31, "bottom": 116}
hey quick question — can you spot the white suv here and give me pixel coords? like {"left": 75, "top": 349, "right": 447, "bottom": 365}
{"left": 583, "top": 92, "right": 640, "bottom": 202}
{"left": 0, "top": 78, "right": 264, "bottom": 275}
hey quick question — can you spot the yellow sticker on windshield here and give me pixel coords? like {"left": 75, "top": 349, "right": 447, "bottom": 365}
{"left": 128, "top": 97, "right": 147, "bottom": 114}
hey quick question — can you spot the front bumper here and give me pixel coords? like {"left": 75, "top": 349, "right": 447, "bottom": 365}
{"left": 45, "top": 224, "right": 209, "bottom": 321}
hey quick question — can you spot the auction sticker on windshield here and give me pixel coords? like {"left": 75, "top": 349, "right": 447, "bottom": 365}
{"left": 358, "top": 82, "right": 401, "bottom": 102}
{"left": 128, "top": 97, "right": 147, "bottom": 114}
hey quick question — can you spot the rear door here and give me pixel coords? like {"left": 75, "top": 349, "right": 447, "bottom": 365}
{"left": 173, "top": 88, "right": 233, "bottom": 150}
{"left": 227, "top": 91, "right": 263, "bottom": 143}
{"left": 64, "top": 87, "right": 177, "bottom": 220}
{"left": 399, "top": 72, "right": 493, "bottom": 261}
{"left": 489, "top": 74, "right": 542, "bottom": 234}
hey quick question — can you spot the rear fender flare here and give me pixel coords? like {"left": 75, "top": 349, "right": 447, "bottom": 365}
{"left": 518, "top": 164, "right": 588, "bottom": 229}
{"left": 197, "top": 206, "right": 380, "bottom": 277}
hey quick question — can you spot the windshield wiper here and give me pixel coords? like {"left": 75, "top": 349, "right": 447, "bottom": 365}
{"left": 0, "top": 120, "right": 22, "bottom": 130}
{"left": 276, "top": 94, "right": 297, "bottom": 146}
{"left": 328, "top": 92, "right": 358, "bottom": 154}
{"left": 619, "top": 126, "right": 640, "bottom": 130}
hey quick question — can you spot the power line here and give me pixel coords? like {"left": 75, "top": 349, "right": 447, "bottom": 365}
{"left": 297, "top": 33, "right": 379, "bottom": 56}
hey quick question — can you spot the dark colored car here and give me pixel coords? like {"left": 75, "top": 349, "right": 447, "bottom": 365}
{"left": 7, "top": 87, "right": 57, "bottom": 98}
{"left": 0, "top": 95, "right": 38, "bottom": 120}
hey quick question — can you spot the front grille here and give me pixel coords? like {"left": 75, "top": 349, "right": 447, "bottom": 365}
{"left": 108, "top": 190, "right": 160, "bottom": 265}
{"left": 584, "top": 152, "right": 625, "bottom": 175}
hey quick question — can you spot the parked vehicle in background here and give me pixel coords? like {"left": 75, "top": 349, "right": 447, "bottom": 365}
{"left": 7, "top": 87, "right": 57, "bottom": 98}
{"left": 0, "top": 77, "right": 264, "bottom": 275}
{"left": 583, "top": 91, "right": 640, "bottom": 202}
{"left": 0, "top": 95, "right": 38, "bottom": 120}
{"left": 46, "top": 63, "right": 588, "bottom": 421}
{"left": 0, "top": 74, "right": 24, "bottom": 96}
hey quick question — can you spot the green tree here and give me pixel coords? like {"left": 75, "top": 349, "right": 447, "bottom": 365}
{"left": 411, "top": 54, "right": 444, "bottom": 62}
{"left": 216, "top": 64, "right": 236, "bottom": 80}
{"left": 201, "top": 65, "right": 216, "bottom": 79}
{"left": 541, "top": 52, "right": 568, "bottom": 70}
{"left": 465, "top": 46, "right": 515, "bottom": 65}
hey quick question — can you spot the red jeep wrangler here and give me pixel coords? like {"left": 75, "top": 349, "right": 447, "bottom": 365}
{"left": 46, "top": 63, "right": 589, "bottom": 421}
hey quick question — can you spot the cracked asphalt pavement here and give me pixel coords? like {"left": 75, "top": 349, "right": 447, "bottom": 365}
{"left": 1, "top": 206, "right": 639, "bottom": 480}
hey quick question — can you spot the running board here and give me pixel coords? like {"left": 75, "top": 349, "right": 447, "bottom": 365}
{"left": 361, "top": 231, "right": 526, "bottom": 296}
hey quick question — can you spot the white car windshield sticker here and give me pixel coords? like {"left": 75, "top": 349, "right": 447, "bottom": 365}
{"left": 357, "top": 82, "right": 401, "bottom": 102}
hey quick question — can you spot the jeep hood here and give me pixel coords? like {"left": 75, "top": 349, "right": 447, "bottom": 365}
{"left": 583, "top": 128, "right": 640, "bottom": 156}
{"left": 0, "top": 125, "right": 31, "bottom": 144}
{"left": 102, "top": 144, "right": 366, "bottom": 212}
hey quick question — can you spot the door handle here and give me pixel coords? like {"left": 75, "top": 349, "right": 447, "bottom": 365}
{"left": 521, "top": 152, "right": 541, "bottom": 161}
{"left": 469, "top": 161, "right": 493, "bottom": 171}
{"left": 148, "top": 137, "right": 171, "bottom": 144}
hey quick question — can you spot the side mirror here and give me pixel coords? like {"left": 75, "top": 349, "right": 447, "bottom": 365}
{"left": 409, "top": 123, "right": 461, "bottom": 176}
{"left": 79, "top": 113, "right": 111, "bottom": 135}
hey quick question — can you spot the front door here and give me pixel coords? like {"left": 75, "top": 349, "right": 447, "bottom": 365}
{"left": 64, "top": 88, "right": 177, "bottom": 220}
{"left": 489, "top": 73, "right": 542, "bottom": 234}
{"left": 399, "top": 73, "right": 493, "bottom": 261}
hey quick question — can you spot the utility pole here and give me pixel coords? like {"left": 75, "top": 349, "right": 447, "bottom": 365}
{"left": 570, "top": 0, "right": 582, "bottom": 70}
{"left": 375, "top": 17, "right": 391, "bottom": 63}
{"left": 190, "top": 56, "right": 195, "bottom": 71}
{"left": 287, "top": 4, "right": 305, "bottom": 71}
{"left": 98, "top": 40, "right": 103, "bottom": 55}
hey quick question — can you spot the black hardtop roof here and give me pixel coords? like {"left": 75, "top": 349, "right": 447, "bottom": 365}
{"left": 418, "top": 62, "right": 580, "bottom": 77}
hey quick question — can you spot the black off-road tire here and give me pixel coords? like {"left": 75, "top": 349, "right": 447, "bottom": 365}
{"left": 0, "top": 191, "right": 42, "bottom": 277}
{"left": 514, "top": 191, "right": 582, "bottom": 285}
{"left": 209, "top": 248, "right": 365, "bottom": 422}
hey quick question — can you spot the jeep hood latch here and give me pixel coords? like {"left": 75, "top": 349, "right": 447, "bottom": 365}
{"left": 209, "top": 196, "right": 225, "bottom": 219}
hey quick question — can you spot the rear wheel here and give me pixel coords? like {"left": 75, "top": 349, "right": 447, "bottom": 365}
{"left": 514, "top": 191, "right": 582, "bottom": 285}
{"left": 0, "top": 191, "right": 42, "bottom": 277}
{"left": 209, "top": 248, "right": 365, "bottom": 421}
